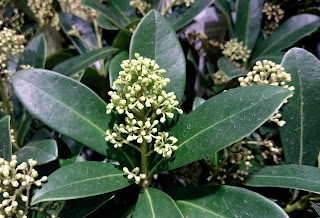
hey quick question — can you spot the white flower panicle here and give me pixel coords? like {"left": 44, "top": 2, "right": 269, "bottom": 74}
{"left": 222, "top": 38, "right": 251, "bottom": 63}
{"left": 123, "top": 167, "right": 146, "bottom": 184}
{"left": 0, "top": 155, "right": 47, "bottom": 217}
{"left": 238, "top": 60, "right": 295, "bottom": 126}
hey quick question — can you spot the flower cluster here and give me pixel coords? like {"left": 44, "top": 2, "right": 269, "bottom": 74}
{"left": 222, "top": 38, "right": 251, "bottom": 63}
{"left": 58, "top": 0, "right": 99, "bottom": 20}
{"left": 129, "top": 0, "right": 150, "bottom": 15}
{"left": 238, "top": 60, "right": 294, "bottom": 126}
{"left": 0, "top": 155, "right": 47, "bottom": 217}
{"left": 178, "top": 0, "right": 195, "bottom": 7}
{"left": 213, "top": 70, "right": 228, "bottom": 85}
{"left": 262, "top": 2, "right": 284, "bottom": 34}
{"left": 123, "top": 167, "right": 146, "bottom": 184}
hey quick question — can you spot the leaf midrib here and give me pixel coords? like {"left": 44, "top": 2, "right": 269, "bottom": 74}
{"left": 176, "top": 200, "right": 226, "bottom": 218}
{"left": 145, "top": 189, "right": 156, "bottom": 218}
{"left": 246, "top": 174, "right": 320, "bottom": 186}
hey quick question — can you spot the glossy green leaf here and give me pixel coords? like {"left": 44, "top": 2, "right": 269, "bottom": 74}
{"left": 59, "top": 13, "right": 97, "bottom": 53}
{"left": 31, "top": 162, "right": 131, "bottom": 204}
{"left": 45, "top": 48, "right": 78, "bottom": 70}
{"left": 215, "top": 0, "right": 234, "bottom": 38}
{"left": 0, "top": 116, "right": 12, "bottom": 160}
{"left": 14, "top": 139, "right": 58, "bottom": 165}
{"left": 59, "top": 193, "right": 114, "bottom": 218}
{"left": 130, "top": 10, "right": 186, "bottom": 102}
{"left": 149, "top": 85, "right": 291, "bottom": 175}
{"left": 109, "top": 51, "right": 129, "bottom": 87}
{"left": 172, "top": 185, "right": 288, "bottom": 217}
{"left": 166, "top": 0, "right": 214, "bottom": 31}
{"left": 112, "top": 19, "right": 140, "bottom": 50}
{"left": 148, "top": 0, "right": 162, "bottom": 11}
{"left": 252, "top": 14, "right": 320, "bottom": 57}
{"left": 133, "top": 188, "right": 183, "bottom": 218}
{"left": 52, "top": 47, "right": 119, "bottom": 77}
{"left": 234, "top": 0, "right": 263, "bottom": 50}
{"left": 16, "top": 115, "right": 32, "bottom": 146}
{"left": 192, "top": 97, "right": 206, "bottom": 110}
{"left": 243, "top": 165, "right": 320, "bottom": 194}
{"left": 311, "top": 202, "right": 320, "bottom": 216}
{"left": 280, "top": 48, "right": 320, "bottom": 165}
{"left": 81, "top": 0, "right": 137, "bottom": 29}
{"left": 97, "top": 14, "right": 118, "bottom": 30}
{"left": 217, "top": 57, "right": 249, "bottom": 80}
{"left": 17, "top": 34, "right": 46, "bottom": 70}
{"left": 249, "top": 52, "right": 284, "bottom": 68}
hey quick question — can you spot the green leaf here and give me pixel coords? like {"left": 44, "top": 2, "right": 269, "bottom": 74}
{"left": 59, "top": 13, "right": 98, "bottom": 53}
{"left": 166, "top": 0, "right": 214, "bottom": 31}
{"left": 97, "top": 14, "right": 118, "bottom": 30}
{"left": 217, "top": 57, "right": 249, "bottom": 80}
{"left": 234, "top": 0, "right": 263, "bottom": 50}
{"left": 17, "top": 34, "right": 46, "bottom": 70}
{"left": 14, "top": 139, "right": 58, "bottom": 165}
{"left": 45, "top": 48, "right": 78, "bottom": 70}
{"left": 187, "top": 50, "right": 208, "bottom": 86}
{"left": 0, "top": 116, "right": 12, "bottom": 160}
{"left": 59, "top": 193, "right": 114, "bottom": 218}
{"left": 149, "top": 85, "right": 291, "bottom": 175}
{"left": 252, "top": 14, "right": 320, "bottom": 57}
{"left": 243, "top": 165, "right": 320, "bottom": 194}
{"left": 81, "top": 0, "right": 137, "bottom": 29}
{"left": 52, "top": 47, "right": 119, "bottom": 77}
{"left": 130, "top": 10, "right": 186, "bottom": 102}
{"left": 280, "top": 48, "right": 320, "bottom": 165}
{"left": 148, "top": 0, "right": 162, "bottom": 11}
{"left": 112, "top": 20, "right": 140, "bottom": 50}
{"left": 172, "top": 185, "right": 288, "bottom": 217}
{"left": 311, "top": 202, "right": 320, "bottom": 216}
{"left": 249, "top": 52, "right": 284, "bottom": 68}
{"left": 133, "top": 188, "right": 183, "bottom": 218}
{"left": 215, "top": 0, "right": 234, "bottom": 38}
{"left": 16, "top": 115, "right": 32, "bottom": 146}
{"left": 192, "top": 97, "right": 206, "bottom": 110}
{"left": 109, "top": 51, "right": 129, "bottom": 87}
{"left": 31, "top": 162, "right": 131, "bottom": 205}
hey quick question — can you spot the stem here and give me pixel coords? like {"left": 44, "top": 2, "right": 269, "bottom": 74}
{"left": 161, "top": 0, "right": 180, "bottom": 15}
{"left": 127, "top": 142, "right": 141, "bottom": 152}
{"left": 284, "top": 193, "right": 312, "bottom": 214}
{"left": 93, "top": 19, "right": 107, "bottom": 77}
{"left": 140, "top": 141, "right": 148, "bottom": 187}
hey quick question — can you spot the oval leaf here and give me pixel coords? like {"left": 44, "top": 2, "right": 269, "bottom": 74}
{"left": 172, "top": 185, "right": 288, "bottom": 217}
{"left": 243, "top": 165, "right": 320, "bottom": 194}
{"left": 133, "top": 188, "right": 183, "bottom": 218}
{"left": 17, "top": 34, "right": 46, "bottom": 70}
{"left": 130, "top": 10, "right": 186, "bottom": 102}
{"left": 252, "top": 14, "right": 320, "bottom": 57}
{"left": 217, "top": 57, "right": 249, "bottom": 80}
{"left": 280, "top": 48, "right": 320, "bottom": 165}
{"left": 14, "top": 139, "right": 58, "bottom": 165}
{"left": 149, "top": 85, "right": 291, "bottom": 175}
{"left": 52, "top": 47, "right": 119, "bottom": 77}
{"left": 0, "top": 116, "right": 12, "bottom": 160}
{"left": 31, "top": 162, "right": 131, "bottom": 204}
{"left": 109, "top": 51, "right": 129, "bottom": 87}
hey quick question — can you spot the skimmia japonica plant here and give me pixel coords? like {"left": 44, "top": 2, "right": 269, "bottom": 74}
{"left": 0, "top": 0, "right": 320, "bottom": 217}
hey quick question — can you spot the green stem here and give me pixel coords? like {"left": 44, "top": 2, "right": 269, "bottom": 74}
{"left": 93, "top": 19, "right": 107, "bottom": 77}
{"left": 140, "top": 140, "right": 148, "bottom": 187}
{"left": 161, "top": 0, "right": 180, "bottom": 15}
{"left": 284, "top": 193, "right": 312, "bottom": 214}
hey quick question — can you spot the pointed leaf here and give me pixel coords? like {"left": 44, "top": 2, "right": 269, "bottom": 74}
{"left": 234, "top": 0, "right": 263, "bottom": 50}
{"left": 280, "top": 48, "right": 320, "bottom": 165}
{"left": 192, "top": 97, "right": 206, "bottom": 110}
{"left": 215, "top": 0, "right": 234, "bottom": 38}
{"left": 172, "top": 185, "right": 288, "bottom": 217}
{"left": 249, "top": 52, "right": 284, "bottom": 67}
{"left": 150, "top": 85, "right": 291, "bottom": 175}
{"left": 167, "top": 0, "right": 214, "bottom": 31}
{"left": 109, "top": 51, "right": 129, "bottom": 87}
{"left": 31, "top": 162, "right": 131, "bottom": 204}
{"left": 243, "top": 165, "right": 320, "bottom": 194}
{"left": 14, "top": 139, "right": 58, "bottom": 165}
{"left": 133, "top": 188, "right": 183, "bottom": 218}
{"left": 0, "top": 116, "right": 12, "bottom": 160}
{"left": 217, "top": 57, "right": 249, "bottom": 80}
{"left": 97, "top": 14, "right": 118, "bottom": 30}
{"left": 17, "top": 34, "right": 46, "bottom": 70}
{"left": 52, "top": 47, "right": 119, "bottom": 77}
{"left": 130, "top": 10, "right": 186, "bottom": 102}
{"left": 252, "top": 14, "right": 320, "bottom": 57}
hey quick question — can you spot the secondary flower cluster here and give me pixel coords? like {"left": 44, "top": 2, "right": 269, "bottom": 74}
{"left": 262, "top": 2, "right": 284, "bottom": 34}
{"left": 238, "top": 60, "right": 294, "bottom": 126}
{"left": 222, "top": 38, "right": 251, "bottom": 63}
{"left": 129, "top": 0, "right": 150, "bottom": 15}
{"left": 123, "top": 167, "right": 146, "bottom": 184}
{"left": 0, "top": 155, "right": 47, "bottom": 217}
{"left": 58, "top": 0, "right": 98, "bottom": 20}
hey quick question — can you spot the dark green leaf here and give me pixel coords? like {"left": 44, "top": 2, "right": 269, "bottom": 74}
{"left": 38, "top": 25, "right": 62, "bottom": 56}
{"left": 234, "top": 0, "right": 263, "bottom": 50}
{"left": 59, "top": 193, "right": 114, "bottom": 218}
{"left": 17, "top": 34, "right": 46, "bottom": 70}
{"left": 252, "top": 14, "right": 320, "bottom": 57}
{"left": 52, "top": 47, "right": 119, "bottom": 77}
{"left": 149, "top": 85, "right": 291, "bottom": 175}
{"left": 133, "top": 188, "right": 183, "bottom": 218}
{"left": 14, "top": 139, "right": 58, "bottom": 165}
{"left": 172, "top": 185, "right": 288, "bottom": 217}
{"left": 280, "top": 48, "right": 320, "bottom": 165}
{"left": 187, "top": 50, "right": 208, "bottom": 86}
{"left": 45, "top": 48, "right": 78, "bottom": 70}
{"left": 0, "top": 116, "right": 12, "bottom": 160}
{"left": 31, "top": 162, "right": 131, "bottom": 204}
{"left": 167, "top": 0, "right": 214, "bottom": 31}
{"left": 16, "top": 115, "right": 32, "bottom": 146}
{"left": 215, "top": 0, "right": 234, "bottom": 38}
{"left": 109, "top": 51, "right": 129, "bottom": 87}
{"left": 192, "top": 97, "right": 205, "bottom": 110}
{"left": 130, "top": 10, "right": 186, "bottom": 102}
{"left": 249, "top": 52, "right": 285, "bottom": 68}
{"left": 31, "top": 128, "right": 52, "bottom": 141}
{"left": 59, "top": 13, "right": 97, "bottom": 53}
{"left": 311, "top": 202, "right": 320, "bottom": 216}
{"left": 243, "top": 165, "right": 320, "bottom": 194}
{"left": 97, "top": 14, "right": 118, "bottom": 30}
{"left": 148, "top": 0, "right": 162, "bottom": 11}
{"left": 217, "top": 57, "right": 249, "bottom": 80}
